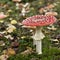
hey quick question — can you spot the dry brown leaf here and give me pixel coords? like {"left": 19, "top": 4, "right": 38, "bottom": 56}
{"left": 7, "top": 48, "right": 16, "bottom": 55}
{"left": 21, "top": 47, "right": 33, "bottom": 55}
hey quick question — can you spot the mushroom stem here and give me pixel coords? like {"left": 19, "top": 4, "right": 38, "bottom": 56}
{"left": 36, "top": 40, "right": 42, "bottom": 54}
{"left": 32, "top": 26, "right": 45, "bottom": 54}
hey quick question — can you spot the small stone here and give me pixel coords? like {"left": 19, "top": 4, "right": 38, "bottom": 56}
{"left": 11, "top": 20, "right": 17, "bottom": 24}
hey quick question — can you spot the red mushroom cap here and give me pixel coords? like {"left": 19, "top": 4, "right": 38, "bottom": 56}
{"left": 22, "top": 15, "right": 56, "bottom": 26}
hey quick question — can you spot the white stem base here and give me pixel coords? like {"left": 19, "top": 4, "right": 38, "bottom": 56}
{"left": 36, "top": 40, "right": 42, "bottom": 54}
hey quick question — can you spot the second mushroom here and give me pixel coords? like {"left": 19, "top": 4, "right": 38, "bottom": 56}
{"left": 22, "top": 15, "right": 56, "bottom": 54}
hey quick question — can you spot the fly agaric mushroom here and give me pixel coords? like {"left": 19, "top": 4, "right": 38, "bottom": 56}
{"left": 0, "top": 12, "right": 7, "bottom": 19}
{"left": 12, "top": 0, "right": 21, "bottom": 2}
{"left": 22, "top": 15, "right": 56, "bottom": 54}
